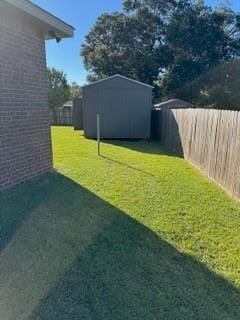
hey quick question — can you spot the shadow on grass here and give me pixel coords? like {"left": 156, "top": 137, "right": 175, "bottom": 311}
{"left": 102, "top": 139, "right": 183, "bottom": 158}
{"left": 100, "top": 155, "right": 155, "bottom": 178}
{"left": 101, "top": 109, "right": 186, "bottom": 159}
{"left": 0, "top": 173, "right": 239, "bottom": 320}
{"left": 0, "top": 177, "right": 49, "bottom": 252}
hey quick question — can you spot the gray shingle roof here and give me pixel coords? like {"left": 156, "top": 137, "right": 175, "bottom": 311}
{"left": 154, "top": 99, "right": 193, "bottom": 109}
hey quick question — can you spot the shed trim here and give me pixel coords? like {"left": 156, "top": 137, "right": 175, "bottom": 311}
{"left": 3, "top": 0, "right": 74, "bottom": 38}
{"left": 83, "top": 74, "right": 154, "bottom": 89}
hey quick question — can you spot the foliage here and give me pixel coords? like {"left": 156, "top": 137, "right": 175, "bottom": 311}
{"left": 81, "top": 0, "right": 175, "bottom": 86}
{"left": 123, "top": 0, "right": 176, "bottom": 14}
{"left": 81, "top": 13, "right": 156, "bottom": 85}
{"left": 175, "top": 59, "right": 240, "bottom": 110}
{"left": 82, "top": 0, "right": 240, "bottom": 100}
{"left": 160, "top": 0, "right": 240, "bottom": 97}
{"left": 70, "top": 82, "right": 82, "bottom": 99}
{"left": 48, "top": 68, "right": 70, "bottom": 116}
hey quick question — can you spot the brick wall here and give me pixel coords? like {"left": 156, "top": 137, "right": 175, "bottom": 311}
{"left": 0, "top": 12, "right": 53, "bottom": 191}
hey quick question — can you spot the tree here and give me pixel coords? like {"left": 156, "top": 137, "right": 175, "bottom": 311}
{"left": 123, "top": 0, "right": 175, "bottom": 14}
{"left": 82, "top": 0, "right": 240, "bottom": 100}
{"left": 158, "top": 0, "right": 240, "bottom": 97}
{"left": 81, "top": 0, "right": 175, "bottom": 86}
{"left": 48, "top": 68, "right": 70, "bottom": 122}
{"left": 175, "top": 59, "right": 240, "bottom": 110}
{"left": 81, "top": 13, "right": 157, "bottom": 85}
{"left": 70, "top": 82, "right": 82, "bottom": 99}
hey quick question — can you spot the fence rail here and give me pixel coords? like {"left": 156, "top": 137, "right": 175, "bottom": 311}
{"left": 161, "top": 108, "right": 240, "bottom": 200}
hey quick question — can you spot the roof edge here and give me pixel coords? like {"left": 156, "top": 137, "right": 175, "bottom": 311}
{"left": 154, "top": 98, "right": 193, "bottom": 108}
{"left": 83, "top": 74, "right": 154, "bottom": 89}
{"left": 4, "top": 0, "right": 74, "bottom": 38}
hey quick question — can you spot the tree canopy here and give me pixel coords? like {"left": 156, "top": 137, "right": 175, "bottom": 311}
{"left": 81, "top": 0, "right": 240, "bottom": 103}
{"left": 82, "top": 13, "right": 159, "bottom": 85}
{"left": 48, "top": 68, "right": 70, "bottom": 121}
{"left": 175, "top": 59, "right": 240, "bottom": 110}
{"left": 159, "top": 1, "right": 240, "bottom": 97}
{"left": 70, "top": 82, "right": 82, "bottom": 99}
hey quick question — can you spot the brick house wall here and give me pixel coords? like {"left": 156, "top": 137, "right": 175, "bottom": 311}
{"left": 0, "top": 11, "right": 53, "bottom": 191}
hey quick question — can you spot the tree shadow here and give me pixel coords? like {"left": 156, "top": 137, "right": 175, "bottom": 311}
{"left": 0, "top": 173, "right": 239, "bottom": 320}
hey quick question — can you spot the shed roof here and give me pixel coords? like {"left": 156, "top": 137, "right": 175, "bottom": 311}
{"left": 3, "top": 0, "right": 74, "bottom": 39}
{"left": 83, "top": 74, "right": 154, "bottom": 89}
{"left": 154, "top": 99, "right": 193, "bottom": 109}
{"left": 60, "top": 100, "right": 73, "bottom": 109}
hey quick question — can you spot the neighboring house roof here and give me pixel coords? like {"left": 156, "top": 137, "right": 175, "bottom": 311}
{"left": 83, "top": 74, "right": 154, "bottom": 89}
{"left": 61, "top": 100, "right": 73, "bottom": 109}
{"left": 3, "top": 0, "right": 74, "bottom": 39}
{"left": 154, "top": 99, "right": 193, "bottom": 110}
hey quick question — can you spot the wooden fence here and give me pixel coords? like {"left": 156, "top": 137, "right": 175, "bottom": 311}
{"left": 161, "top": 108, "right": 240, "bottom": 200}
{"left": 50, "top": 109, "right": 73, "bottom": 126}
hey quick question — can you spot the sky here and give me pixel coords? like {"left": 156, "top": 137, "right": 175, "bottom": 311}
{"left": 33, "top": 0, "right": 240, "bottom": 86}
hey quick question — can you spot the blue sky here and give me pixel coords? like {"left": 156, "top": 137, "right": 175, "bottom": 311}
{"left": 33, "top": 0, "right": 240, "bottom": 86}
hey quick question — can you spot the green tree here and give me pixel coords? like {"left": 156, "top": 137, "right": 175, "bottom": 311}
{"left": 48, "top": 68, "right": 70, "bottom": 122}
{"left": 81, "top": 13, "right": 157, "bottom": 85}
{"left": 70, "top": 82, "right": 82, "bottom": 99}
{"left": 81, "top": 0, "right": 175, "bottom": 86}
{"left": 157, "top": 1, "right": 240, "bottom": 96}
{"left": 82, "top": 0, "right": 240, "bottom": 99}
{"left": 175, "top": 59, "right": 240, "bottom": 110}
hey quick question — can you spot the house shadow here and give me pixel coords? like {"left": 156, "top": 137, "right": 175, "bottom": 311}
{"left": 0, "top": 175, "right": 51, "bottom": 252}
{"left": 0, "top": 173, "right": 239, "bottom": 320}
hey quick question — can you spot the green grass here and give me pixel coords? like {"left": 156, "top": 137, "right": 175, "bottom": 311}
{"left": 0, "top": 126, "right": 240, "bottom": 319}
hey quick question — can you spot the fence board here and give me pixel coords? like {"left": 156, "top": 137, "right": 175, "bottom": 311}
{"left": 50, "top": 109, "right": 73, "bottom": 126}
{"left": 161, "top": 108, "right": 240, "bottom": 200}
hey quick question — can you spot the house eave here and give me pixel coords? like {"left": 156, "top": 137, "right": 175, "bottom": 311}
{"left": 3, "top": 0, "right": 74, "bottom": 39}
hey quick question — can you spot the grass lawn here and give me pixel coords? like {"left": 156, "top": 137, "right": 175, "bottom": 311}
{"left": 0, "top": 126, "right": 240, "bottom": 319}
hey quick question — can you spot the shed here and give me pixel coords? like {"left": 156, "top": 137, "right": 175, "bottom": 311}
{"left": 61, "top": 100, "right": 73, "bottom": 111}
{"left": 73, "top": 98, "right": 84, "bottom": 130}
{"left": 82, "top": 74, "right": 153, "bottom": 139}
{"left": 154, "top": 99, "right": 193, "bottom": 110}
{"left": 0, "top": 0, "right": 74, "bottom": 191}
{"left": 151, "top": 99, "right": 192, "bottom": 140}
